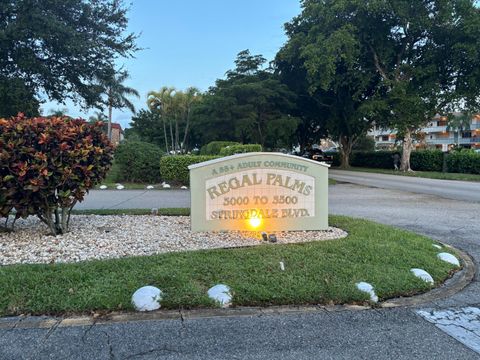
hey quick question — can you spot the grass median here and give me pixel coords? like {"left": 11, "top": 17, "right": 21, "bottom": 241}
{"left": 0, "top": 215, "right": 459, "bottom": 316}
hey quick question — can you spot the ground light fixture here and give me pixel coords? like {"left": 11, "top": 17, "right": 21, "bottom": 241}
{"left": 247, "top": 216, "right": 262, "bottom": 230}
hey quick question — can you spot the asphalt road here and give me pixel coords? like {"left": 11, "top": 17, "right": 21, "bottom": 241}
{"left": 330, "top": 169, "right": 480, "bottom": 202}
{"left": 74, "top": 189, "right": 191, "bottom": 209}
{"left": 3, "top": 174, "right": 480, "bottom": 359}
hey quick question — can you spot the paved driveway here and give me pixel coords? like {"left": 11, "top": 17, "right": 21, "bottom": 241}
{"left": 3, "top": 178, "right": 480, "bottom": 359}
{"left": 330, "top": 169, "right": 480, "bottom": 202}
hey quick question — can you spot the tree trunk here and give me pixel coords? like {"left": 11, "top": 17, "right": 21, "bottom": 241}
{"left": 107, "top": 104, "right": 113, "bottom": 141}
{"left": 181, "top": 108, "right": 191, "bottom": 153}
{"left": 400, "top": 128, "right": 413, "bottom": 171}
{"left": 339, "top": 135, "right": 354, "bottom": 169}
{"left": 169, "top": 119, "right": 174, "bottom": 153}
{"left": 175, "top": 117, "right": 180, "bottom": 152}
{"left": 162, "top": 117, "right": 169, "bottom": 154}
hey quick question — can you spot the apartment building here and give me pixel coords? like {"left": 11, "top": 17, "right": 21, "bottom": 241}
{"left": 370, "top": 114, "right": 480, "bottom": 151}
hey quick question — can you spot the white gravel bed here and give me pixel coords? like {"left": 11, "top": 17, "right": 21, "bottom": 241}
{"left": 0, "top": 215, "right": 348, "bottom": 265}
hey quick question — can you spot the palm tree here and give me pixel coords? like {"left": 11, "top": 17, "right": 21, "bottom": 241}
{"left": 88, "top": 111, "right": 107, "bottom": 124}
{"left": 447, "top": 112, "right": 472, "bottom": 147}
{"left": 100, "top": 69, "right": 140, "bottom": 140}
{"left": 147, "top": 87, "right": 175, "bottom": 153}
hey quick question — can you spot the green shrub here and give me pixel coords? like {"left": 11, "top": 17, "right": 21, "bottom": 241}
{"left": 200, "top": 141, "right": 240, "bottom": 155}
{"left": 350, "top": 151, "right": 394, "bottom": 168}
{"left": 353, "top": 135, "right": 375, "bottom": 151}
{"left": 160, "top": 155, "right": 219, "bottom": 185}
{"left": 0, "top": 115, "right": 113, "bottom": 234}
{"left": 410, "top": 150, "right": 444, "bottom": 172}
{"left": 219, "top": 144, "right": 262, "bottom": 156}
{"left": 347, "top": 150, "right": 445, "bottom": 171}
{"left": 115, "top": 141, "right": 162, "bottom": 183}
{"left": 446, "top": 151, "right": 480, "bottom": 174}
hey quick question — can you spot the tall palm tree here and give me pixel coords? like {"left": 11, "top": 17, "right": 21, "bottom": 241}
{"left": 147, "top": 86, "right": 175, "bottom": 153}
{"left": 447, "top": 112, "right": 472, "bottom": 147}
{"left": 101, "top": 69, "right": 140, "bottom": 140}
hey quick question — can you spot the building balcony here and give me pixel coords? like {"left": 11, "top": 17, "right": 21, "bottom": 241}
{"left": 425, "top": 137, "right": 480, "bottom": 145}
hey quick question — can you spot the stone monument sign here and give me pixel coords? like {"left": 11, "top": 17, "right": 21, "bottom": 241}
{"left": 188, "top": 152, "right": 329, "bottom": 232}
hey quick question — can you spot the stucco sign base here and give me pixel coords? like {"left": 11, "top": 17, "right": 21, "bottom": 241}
{"left": 188, "top": 152, "right": 329, "bottom": 232}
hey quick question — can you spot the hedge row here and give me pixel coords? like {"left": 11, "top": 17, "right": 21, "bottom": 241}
{"left": 219, "top": 144, "right": 262, "bottom": 156}
{"left": 200, "top": 141, "right": 240, "bottom": 155}
{"left": 115, "top": 141, "right": 163, "bottom": 183}
{"left": 336, "top": 150, "right": 480, "bottom": 174}
{"left": 446, "top": 152, "right": 480, "bottom": 174}
{"left": 160, "top": 155, "right": 219, "bottom": 185}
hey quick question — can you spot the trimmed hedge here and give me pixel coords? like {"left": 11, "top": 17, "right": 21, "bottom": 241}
{"left": 350, "top": 151, "right": 394, "bottom": 168}
{"left": 219, "top": 144, "right": 262, "bottom": 156}
{"left": 446, "top": 151, "right": 480, "bottom": 174}
{"left": 410, "top": 150, "right": 444, "bottom": 172}
{"left": 115, "top": 141, "right": 163, "bottom": 183}
{"left": 200, "top": 141, "right": 240, "bottom": 155}
{"left": 338, "top": 149, "right": 480, "bottom": 174}
{"left": 160, "top": 155, "right": 219, "bottom": 185}
{"left": 349, "top": 150, "right": 443, "bottom": 171}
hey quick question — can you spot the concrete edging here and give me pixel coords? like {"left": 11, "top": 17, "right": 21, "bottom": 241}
{"left": 0, "top": 243, "right": 474, "bottom": 330}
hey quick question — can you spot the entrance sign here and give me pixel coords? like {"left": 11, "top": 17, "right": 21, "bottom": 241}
{"left": 188, "top": 153, "right": 329, "bottom": 232}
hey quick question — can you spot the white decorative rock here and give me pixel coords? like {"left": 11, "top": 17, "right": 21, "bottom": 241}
{"left": 131, "top": 286, "right": 162, "bottom": 311}
{"left": 356, "top": 282, "right": 378, "bottom": 303}
{"left": 116, "top": 185, "right": 124, "bottom": 190}
{"left": 181, "top": 186, "right": 188, "bottom": 190}
{"left": 437, "top": 252, "right": 460, "bottom": 267}
{"left": 410, "top": 268, "right": 434, "bottom": 285}
{"left": 99, "top": 185, "right": 108, "bottom": 190}
{"left": 432, "top": 244, "right": 442, "bottom": 250}
{"left": 162, "top": 184, "right": 171, "bottom": 189}
{"left": 207, "top": 284, "right": 232, "bottom": 308}
{"left": 146, "top": 185, "right": 155, "bottom": 190}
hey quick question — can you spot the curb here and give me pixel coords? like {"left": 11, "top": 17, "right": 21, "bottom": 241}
{"left": 381, "top": 244, "right": 475, "bottom": 307}
{"left": 0, "top": 245, "right": 474, "bottom": 330}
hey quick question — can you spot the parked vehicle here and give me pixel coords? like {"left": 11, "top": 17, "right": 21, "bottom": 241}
{"left": 300, "top": 148, "right": 334, "bottom": 165}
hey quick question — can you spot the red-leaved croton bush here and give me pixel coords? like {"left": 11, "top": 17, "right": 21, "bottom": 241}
{"left": 0, "top": 114, "right": 113, "bottom": 235}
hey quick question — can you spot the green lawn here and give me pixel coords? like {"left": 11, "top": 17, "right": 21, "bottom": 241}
{"left": 341, "top": 167, "right": 480, "bottom": 182}
{"left": 0, "top": 215, "right": 459, "bottom": 316}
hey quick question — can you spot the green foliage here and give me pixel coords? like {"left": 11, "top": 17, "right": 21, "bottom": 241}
{"left": 277, "top": 0, "right": 480, "bottom": 170}
{"left": 446, "top": 152, "right": 480, "bottom": 174}
{"left": 160, "top": 155, "right": 218, "bottom": 185}
{"left": 353, "top": 136, "right": 375, "bottom": 152}
{"left": 0, "top": 77, "right": 39, "bottom": 118}
{"left": 410, "top": 151, "right": 444, "bottom": 172}
{"left": 200, "top": 141, "right": 240, "bottom": 155}
{"left": 350, "top": 150, "right": 443, "bottom": 171}
{"left": 0, "top": 115, "right": 113, "bottom": 234}
{"left": 347, "top": 150, "right": 475, "bottom": 173}
{"left": 146, "top": 86, "right": 202, "bottom": 153}
{"left": 192, "top": 50, "right": 300, "bottom": 149}
{"left": 350, "top": 151, "right": 395, "bottom": 169}
{"left": 114, "top": 141, "right": 163, "bottom": 183}
{"left": 219, "top": 144, "right": 262, "bottom": 156}
{"left": 0, "top": 0, "right": 138, "bottom": 108}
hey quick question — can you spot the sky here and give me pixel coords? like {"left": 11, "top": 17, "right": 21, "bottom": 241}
{"left": 41, "top": 0, "right": 302, "bottom": 129}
